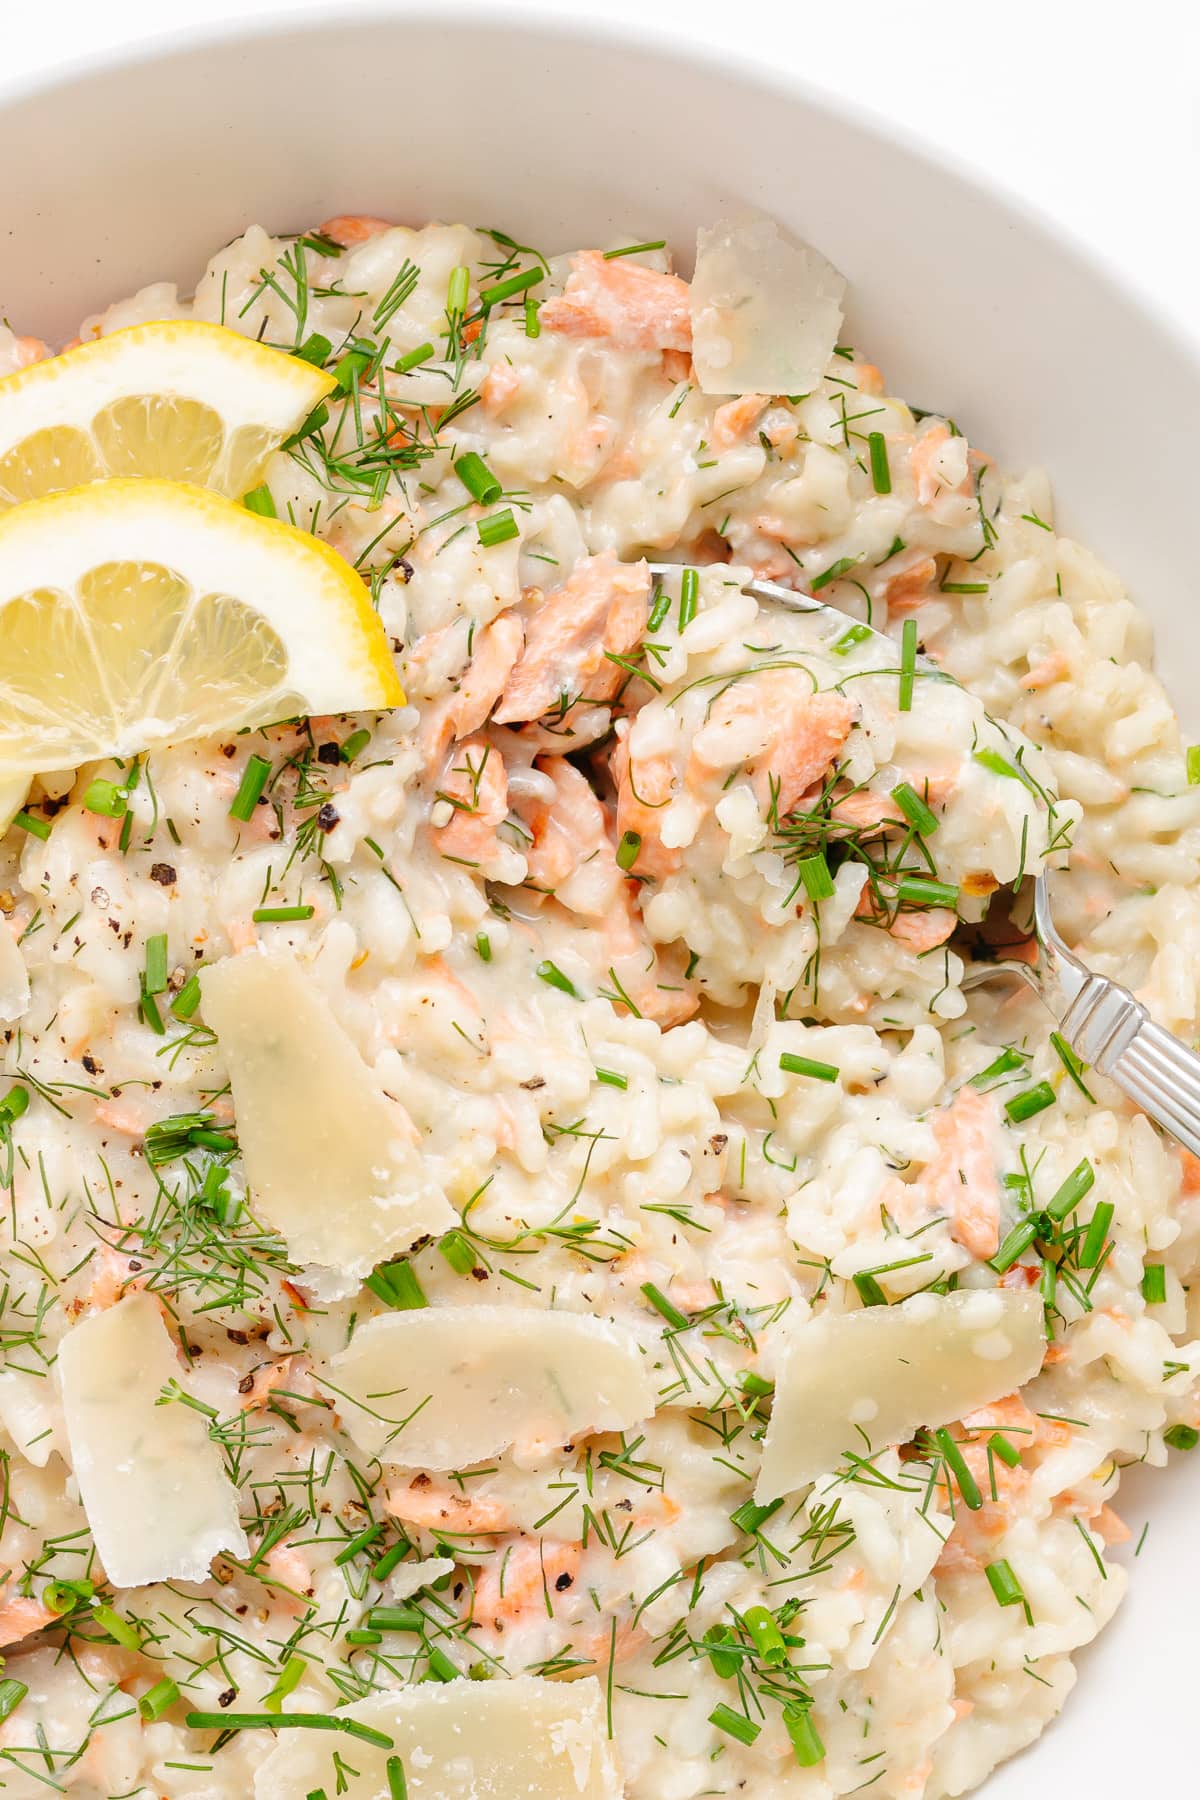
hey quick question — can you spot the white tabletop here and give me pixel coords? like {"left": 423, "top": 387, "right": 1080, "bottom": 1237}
{"left": 10, "top": 0, "right": 1198, "bottom": 349}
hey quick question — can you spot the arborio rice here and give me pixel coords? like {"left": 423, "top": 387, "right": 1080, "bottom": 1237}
{"left": 0, "top": 211, "right": 1198, "bottom": 1800}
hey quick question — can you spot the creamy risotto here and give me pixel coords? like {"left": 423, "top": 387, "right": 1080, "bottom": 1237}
{"left": 0, "top": 212, "right": 1197, "bottom": 1800}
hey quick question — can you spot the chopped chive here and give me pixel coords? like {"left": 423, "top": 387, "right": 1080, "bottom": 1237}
{"left": 1049, "top": 1031, "right": 1094, "bottom": 1100}
{"left": 702, "top": 1624, "right": 741, "bottom": 1680}
{"left": 603, "top": 240, "right": 667, "bottom": 260}
{"left": 478, "top": 267, "right": 543, "bottom": 308}
{"left": 1078, "top": 1200, "right": 1114, "bottom": 1269}
{"left": 784, "top": 1706, "right": 825, "bottom": 1767}
{"left": 940, "top": 581, "right": 989, "bottom": 594}
{"left": 934, "top": 1427, "right": 982, "bottom": 1510}
{"left": 0, "top": 1680, "right": 26, "bottom": 1725}
{"left": 832, "top": 622, "right": 872, "bottom": 655}
{"left": 1004, "top": 1081, "right": 1056, "bottom": 1124}
{"left": 438, "top": 1230, "right": 477, "bottom": 1275}
{"left": 779, "top": 1051, "right": 839, "bottom": 1082}
{"left": 536, "top": 960, "right": 580, "bottom": 998}
{"left": 171, "top": 972, "right": 203, "bottom": 1020}
{"left": 595, "top": 1067, "right": 628, "bottom": 1090}
{"left": 868, "top": 432, "right": 891, "bottom": 494}
{"left": 984, "top": 1558, "right": 1026, "bottom": 1608}
{"left": 386, "top": 1756, "right": 408, "bottom": 1800}
{"left": 647, "top": 580, "right": 672, "bottom": 631}
{"left": 896, "top": 876, "right": 958, "bottom": 909}
{"left": 44, "top": 1577, "right": 93, "bottom": 1613}
{"left": 340, "top": 729, "right": 371, "bottom": 763}
{"left": 1142, "top": 1263, "right": 1167, "bottom": 1305}
{"left": 524, "top": 297, "right": 541, "bottom": 337}
{"left": 989, "top": 1432, "right": 1022, "bottom": 1469}
{"left": 364, "top": 1259, "right": 427, "bottom": 1311}
{"left": 144, "top": 933, "right": 169, "bottom": 996}
{"left": 283, "top": 400, "right": 329, "bottom": 449}
{"left": 424, "top": 1646, "right": 459, "bottom": 1683}
{"left": 333, "top": 1522, "right": 383, "bottom": 1566}
{"left": 898, "top": 618, "right": 917, "bottom": 711}
{"left": 446, "top": 266, "right": 470, "bottom": 314}
{"left": 93, "top": 1603, "right": 141, "bottom": 1650}
{"left": 12, "top": 807, "right": 51, "bottom": 840}
{"left": 334, "top": 346, "right": 374, "bottom": 394}
{"left": 345, "top": 1628, "right": 382, "bottom": 1646}
{"left": 229, "top": 754, "right": 272, "bottom": 821}
{"left": 1187, "top": 745, "right": 1200, "bottom": 786}
{"left": 252, "top": 905, "right": 315, "bottom": 923}
{"left": 243, "top": 483, "right": 277, "bottom": 519}
{"left": 709, "top": 1703, "right": 760, "bottom": 1746}
{"left": 971, "top": 1047, "right": 1028, "bottom": 1088}
{"left": 82, "top": 779, "right": 127, "bottom": 819}
{"left": 185, "top": 1711, "right": 393, "bottom": 1749}
{"left": 393, "top": 342, "right": 435, "bottom": 374}
{"left": 0, "top": 1086, "right": 29, "bottom": 1126}
{"left": 454, "top": 451, "right": 502, "bottom": 505}
{"left": 139, "top": 1676, "right": 180, "bottom": 1721}
{"left": 731, "top": 1497, "right": 782, "bottom": 1536}
{"left": 852, "top": 1272, "right": 888, "bottom": 1307}
{"left": 616, "top": 830, "right": 642, "bottom": 871}
{"left": 365, "top": 1607, "right": 423, "bottom": 1634}
{"left": 738, "top": 1370, "right": 774, "bottom": 1398}
{"left": 796, "top": 853, "right": 835, "bottom": 902}
{"left": 742, "top": 1605, "right": 787, "bottom": 1665}
{"left": 1040, "top": 1257, "right": 1057, "bottom": 1309}
{"left": 293, "top": 331, "right": 332, "bottom": 367}
{"left": 139, "top": 986, "right": 165, "bottom": 1035}
{"left": 891, "top": 782, "right": 938, "bottom": 835}
{"left": 263, "top": 1656, "right": 306, "bottom": 1714}
{"left": 477, "top": 508, "right": 519, "bottom": 548}
{"left": 1165, "top": 1423, "right": 1199, "bottom": 1450}
{"left": 972, "top": 746, "right": 1035, "bottom": 789}
{"left": 678, "top": 566, "right": 699, "bottom": 631}
{"left": 811, "top": 554, "right": 858, "bottom": 593}
{"left": 1045, "top": 1159, "right": 1095, "bottom": 1222}
{"left": 988, "top": 1217, "right": 1041, "bottom": 1274}
{"left": 370, "top": 1542, "right": 410, "bottom": 1583}
{"left": 641, "top": 1282, "right": 689, "bottom": 1330}
{"left": 474, "top": 931, "right": 492, "bottom": 962}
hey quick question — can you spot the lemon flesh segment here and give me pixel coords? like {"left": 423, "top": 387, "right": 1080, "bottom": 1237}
{"left": 0, "top": 321, "right": 334, "bottom": 504}
{"left": 0, "top": 480, "right": 402, "bottom": 776}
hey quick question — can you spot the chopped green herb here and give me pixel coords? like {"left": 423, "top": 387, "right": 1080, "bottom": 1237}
{"left": 1078, "top": 1200, "right": 1114, "bottom": 1269}
{"left": 446, "top": 266, "right": 471, "bottom": 315}
{"left": 185, "top": 1710, "right": 393, "bottom": 1749}
{"left": 989, "top": 1432, "right": 1022, "bottom": 1469}
{"left": 742, "top": 1605, "right": 787, "bottom": 1665}
{"left": 0, "top": 1085, "right": 30, "bottom": 1126}
{"left": 811, "top": 555, "right": 858, "bottom": 593}
{"left": 934, "top": 1426, "right": 982, "bottom": 1510}
{"left": 474, "top": 931, "right": 492, "bottom": 961}
{"left": 364, "top": 1607, "right": 423, "bottom": 1634}
{"left": 12, "top": 807, "right": 51, "bottom": 840}
{"left": 365, "top": 1259, "right": 427, "bottom": 1311}
{"left": 796, "top": 853, "right": 835, "bottom": 902}
{"left": 93, "top": 1602, "right": 141, "bottom": 1650}
{"left": 641, "top": 1282, "right": 689, "bottom": 1331}
{"left": 779, "top": 1051, "right": 838, "bottom": 1082}
{"left": 891, "top": 782, "right": 938, "bottom": 835}
{"left": 1049, "top": 1031, "right": 1094, "bottom": 1100}
{"left": 83, "top": 779, "right": 127, "bottom": 819}
{"left": 702, "top": 1624, "right": 741, "bottom": 1680}
{"left": 731, "top": 1496, "right": 782, "bottom": 1536}
{"left": 1187, "top": 745, "right": 1200, "bottom": 786}
{"left": 454, "top": 451, "right": 502, "bottom": 505}
{"left": 536, "top": 960, "right": 581, "bottom": 998}
{"left": 0, "top": 1680, "right": 26, "bottom": 1725}
{"left": 603, "top": 240, "right": 667, "bottom": 260}
{"left": 616, "top": 830, "right": 642, "bottom": 871}
{"left": 970, "top": 1047, "right": 1028, "bottom": 1088}
{"left": 1165, "top": 1423, "right": 1199, "bottom": 1451}
{"left": 138, "top": 1676, "right": 181, "bottom": 1721}
{"left": 1142, "top": 1263, "right": 1167, "bottom": 1305}
{"left": 478, "top": 267, "right": 543, "bottom": 308}
{"left": 831, "top": 622, "right": 872, "bottom": 655}
{"left": 293, "top": 331, "right": 332, "bottom": 367}
{"left": 852, "top": 1272, "right": 888, "bottom": 1307}
{"left": 386, "top": 1756, "right": 408, "bottom": 1800}
{"left": 896, "top": 876, "right": 958, "bottom": 909}
{"left": 171, "top": 971, "right": 203, "bottom": 1021}
{"left": 708, "top": 1703, "right": 760, "bottom": 1746}
{"left": 868, "top": 432, "right": 891, "bottom": 494}
{"left": 393, "top": 342, "right": 435, "bottom": 374}
{"left": 784, "top": 1706, "right": 825, "bottom": 1767}
{"left": 438, "top": 1230, "right": 477, "bottom": 1275}
{"left": 1045, "top": 1158, "right": 1094, "bottom": 1221}
{"left": 144, "top": 933, "right": 169, "bottom": 996}
{"left": 678, "top": 566, "right": 699, "bottom": 631}
{"left": 333, "top": 1522, "right": 383, "bottom": 1566}
{"left": 984, "top": 1558, "right": 1027, "bottom": 1609}
{"left": 243, "top": 483, "right": 277, "bottom": 518}
{"left": 340, "top": 728, "right": 371, "bottom": 763}
{"left": 595, "top": 1067, "right": 628, "bottom": 1090}
{"left": 988, "top": 1217, "right": 1041, "bottom": 1274}
{"left": 229, "top": 754, "right": 272, "bottom": 821}
{"left": 1004, "top": 1082, "right": 1055, "bottom": 1124}
{"left": 252, "top": 905, "right": 315, "bottom": 922}
{"left": 898, "top": 618, "right": 917, "bottom": 711}
{"left": 477, "top": 508, "right": 519, "bottom": 548}
{"left": 524, "top": 297, "right": 541, "bottom": 337}
{"left": 972, "top": 746, "right": 1035, "bottom": 789}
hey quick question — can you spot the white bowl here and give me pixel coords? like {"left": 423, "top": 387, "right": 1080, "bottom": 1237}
{"left": 0, "top": 12, "right": 1192, "bottom": 1794}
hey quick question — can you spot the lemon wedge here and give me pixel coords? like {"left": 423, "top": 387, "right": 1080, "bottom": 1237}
{"left": 0, "top": 479, "right": 402, "bottom": 775}
{"left": 0, "top": 321, "right": 334, "bottom": 505}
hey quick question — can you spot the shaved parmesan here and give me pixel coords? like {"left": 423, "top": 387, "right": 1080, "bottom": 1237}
{"left": 201, "top": 953, "right": 454, "bottom": 1292}
{"left": 384, "top": 1555, "right": 454, "bottom": 1603}
{"left": 255, "top": 1676, "right": 623, "bottom": 1800}
{"left": 690, "top": 215, "right": 845, "bottom": 397}
{"left": 329, "top": 1305, "right": 655, "bottom": 1466}
{"left": 757, "top": 1288, "right": 1045, "bottom": 1500}
{"left": 58, "top": 1293, "right": 247, "bottom": 1587}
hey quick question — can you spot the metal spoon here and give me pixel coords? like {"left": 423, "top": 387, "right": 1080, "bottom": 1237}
{"left": 649, "top": 563, "right": 1200, "bottom": 1159}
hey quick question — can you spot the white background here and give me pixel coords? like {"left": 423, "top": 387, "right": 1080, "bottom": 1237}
{"left": 6, "top": 0, "right": 1198, "bottom": 345}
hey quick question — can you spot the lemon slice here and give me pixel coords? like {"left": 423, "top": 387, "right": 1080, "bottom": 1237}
{"left": 0, "top": 321, "right": 334, "bottom": 505}
{"left": 0, "top": 479, "right": 402, "bottom": 775}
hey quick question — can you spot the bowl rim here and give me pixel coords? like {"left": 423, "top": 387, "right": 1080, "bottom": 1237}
{"left": 4, "top": 0, "right": 1194, "bottom": 369}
